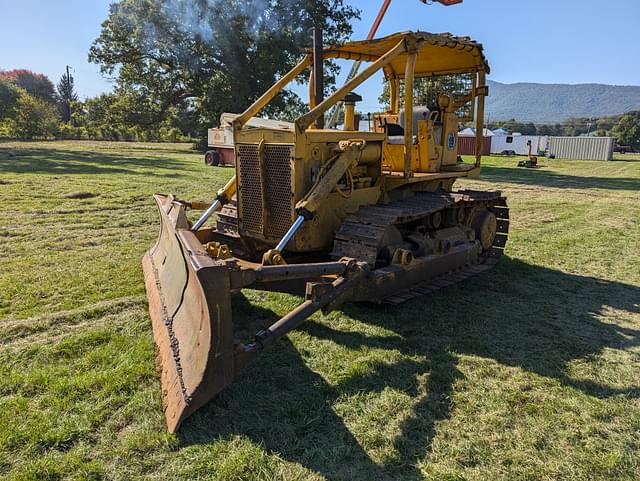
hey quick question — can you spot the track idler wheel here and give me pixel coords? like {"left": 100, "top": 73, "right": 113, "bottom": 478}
{"left": 469, "top": 208, "right": 497, "bottom": 251}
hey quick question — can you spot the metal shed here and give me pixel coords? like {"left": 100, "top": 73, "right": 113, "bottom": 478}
{"left": 548, "top": 137, "right": 615, "bottom": 161}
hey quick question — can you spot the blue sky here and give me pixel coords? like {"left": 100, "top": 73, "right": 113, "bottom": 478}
{"left": 1, "top": 0, "right": 639, "bottom": 111}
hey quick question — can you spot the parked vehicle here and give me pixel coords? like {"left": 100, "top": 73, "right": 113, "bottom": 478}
{"left": 614, "top": 143, "right": 636, "bottom": 154}
{"left": 143, "top": 31, "right": 508, "bottom": 432}
{"left": 205, "top": 114, "right": 294, "bottom": 167}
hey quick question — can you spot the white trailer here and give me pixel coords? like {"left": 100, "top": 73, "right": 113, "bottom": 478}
{"left": 491, "top": 134, "right": 548, "bottom": 156}
{"left": 205, "top": 113, "right": 294, "bottom": 166}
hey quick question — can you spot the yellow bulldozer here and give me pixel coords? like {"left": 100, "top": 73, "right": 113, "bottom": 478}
{"left": 143, "top": 31, "right": 509, "bottom": 432}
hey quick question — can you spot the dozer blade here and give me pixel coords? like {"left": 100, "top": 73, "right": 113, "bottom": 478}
{"left": 142, "top": 194, "right": 236, "bottom": 432}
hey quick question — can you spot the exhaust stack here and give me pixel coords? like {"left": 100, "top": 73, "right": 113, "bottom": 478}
{"left": 312, "top": 27, "right": 324, "bottom": 128}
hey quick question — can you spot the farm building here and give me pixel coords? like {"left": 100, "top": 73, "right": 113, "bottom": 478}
{"left": 457, "top": 127, "right": 492, "bottom": 156}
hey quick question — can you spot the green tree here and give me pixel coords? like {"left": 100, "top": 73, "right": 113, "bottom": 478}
{"left": 80, "top": 93, "right": 127, "bottom": 139}
{"left": 0, "top": 79, "right": 21, "bottom": 119}
{"left": 57, "top": 67, "right": 79, "bottom": 124}
{"left": 490, "top": 119, "right": 538, "bottom": 135}
{"left": 379, "top": 74, "right": 473, "bottom": 117}
{"left": 611, "top": 114, "right": 640, "bottom": 149}
{"left": 537, "top": 124, "right": 552, "bottom": 136}
{"left": 69, "top": 92, "right": 189, "bottom": 142}
{"left": 11, "top": 92, "right": 60, "bottom": 138}
{"left": 89, "top": 0, "right": 359, "bottom": 140}
{"left": 0, "top": 70, "right": 56, "bottom": 103}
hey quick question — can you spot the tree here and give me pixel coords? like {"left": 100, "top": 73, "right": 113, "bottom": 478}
{"left": 68, "top": 91, "right": 188, "bottom": 141}
{"left": 57, "top": 67, "right": 78, "bottom": 124}
{"left": 611, "top": 114, "right": 640, "bottom": 149}
{"left": 89, "top": 0, "right": 359, "bottom": 141}
{"left": 379, "top": 74, "right": 474, "bottom": 117}
{"left": 490, "top": 119, "right": 538, "bottom": 135}
{"left": 11, "top": 92, "right": 60, "bottom": 138}
{"left": 0, "top": 69, "right": 56, "bottom": 103}
{"left": 0, "top": 79, "right": 21, "bottom": 119}
{"left": 537, "top": 124, "right": 552, "bottom": 136}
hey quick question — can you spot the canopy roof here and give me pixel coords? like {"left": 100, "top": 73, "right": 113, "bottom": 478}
{"left": 323, "top": 31, "right": 490, "bottom": 78}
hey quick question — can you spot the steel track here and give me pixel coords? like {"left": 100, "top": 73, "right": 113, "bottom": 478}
{"left": 330, "top": 190, "right": 509, "bottom": 303}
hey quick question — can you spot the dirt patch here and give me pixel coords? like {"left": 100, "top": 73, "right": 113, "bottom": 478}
{"left": 64, "top": 191, "right": 97, "bottom": 199}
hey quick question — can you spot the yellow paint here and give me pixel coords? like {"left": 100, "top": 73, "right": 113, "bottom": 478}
{"left": 231, "top": 31, "right": 490, "bottom": 252}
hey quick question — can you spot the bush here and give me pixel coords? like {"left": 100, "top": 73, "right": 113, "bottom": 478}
{"left": 10, "top": 93, "right": 60, "bottom": 139}
{"left": 0, "top": 79, "right": 21, "bottom": 119}
{"left": 57, "top": 123, "right": 84, "bottom": 140}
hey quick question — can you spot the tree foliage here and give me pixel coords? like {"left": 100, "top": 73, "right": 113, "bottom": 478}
{"left": 57, "top": 69, "right": 79, "bottom": 123}
{"left": 0, "top": 79, "right": 21, "bottom": 119}
{"left": 379, "top": 75, "right": 472, "bottom": 110}
{"left": 487, "top": 111, "right": 640, "bottom": 139}
{"left": 0, "top": 69, "right": 56, "bottom": 103}
{"left": 0, "top": 67, "right": 191, "bottom": 141}
{"left": 89, "top": 0, "right": 359, "bottom": 136}
{"left": 487, "top": 119, "right": 538, "bottom": 135}
{"left": 10, "top": 93, "right": 60, "bottom": 138}
{"left": 0, "top": 72, "right": 59, "bottom": 138}
{"left": 611, "top": 113, "right": 640, "bottom": 149}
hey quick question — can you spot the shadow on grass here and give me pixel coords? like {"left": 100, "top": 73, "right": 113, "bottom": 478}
{"left": 479, "top": 164, "right": 640, "bottom": 191}
{"left": 0, "top": 147, "right": 189, "bottom": 176}
{"left": 178, "top": 258, "right": 640, "bottom": 480}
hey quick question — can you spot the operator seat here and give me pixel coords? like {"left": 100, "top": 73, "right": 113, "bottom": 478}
{"left": 382, "top": 119, "right": 404, "bottom": 136}
{"left": 387, "top": 105, "right": 430, "bottom": 145}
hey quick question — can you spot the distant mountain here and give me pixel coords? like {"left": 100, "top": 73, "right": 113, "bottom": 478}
{"left": 486, "top": 81, "right": 640, "bottom": 123}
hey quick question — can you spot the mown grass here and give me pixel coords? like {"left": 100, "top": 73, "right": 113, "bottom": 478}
{"left": 0, "top": 140, "right": 639, "bottom": 480}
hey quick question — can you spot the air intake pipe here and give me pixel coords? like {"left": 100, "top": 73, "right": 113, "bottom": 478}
{"left": 343, "top": 92, "right": 362, "bottom": 131}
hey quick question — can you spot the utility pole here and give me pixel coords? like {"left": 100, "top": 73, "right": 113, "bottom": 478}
{"left": 66, "top": 65, "right": 72, "bottom": 125}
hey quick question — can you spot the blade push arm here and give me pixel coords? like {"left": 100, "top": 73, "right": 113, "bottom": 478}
{"left": 191, "top": 175, "right": 237, "bottom": 232}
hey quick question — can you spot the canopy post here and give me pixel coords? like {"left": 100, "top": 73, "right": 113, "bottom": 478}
{"left": 296, "top": 39, "right": 408, "bottom": 132}
{"left": 475, "top": 69, "right": 487, "bottom": 167}
{"left": 390, "top": 77, "right": 400, "bottom": 113}
{"left": 403, "top": 51, "right": 417, "bottom": 178}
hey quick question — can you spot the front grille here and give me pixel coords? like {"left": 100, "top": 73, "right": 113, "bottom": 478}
{"left": 237, "top": 143, "right": 294, "bottom": 239}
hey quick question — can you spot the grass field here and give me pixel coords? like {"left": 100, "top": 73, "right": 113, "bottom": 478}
{"left": 0, "top": 140, "right": 639, "bottom": 481}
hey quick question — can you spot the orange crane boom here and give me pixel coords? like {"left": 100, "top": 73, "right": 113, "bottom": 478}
{"left": 327, "top": 0, "right": 463, "bottom": 128}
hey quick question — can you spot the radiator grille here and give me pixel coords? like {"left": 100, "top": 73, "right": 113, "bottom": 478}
{"left": 237, "top": 143, "right": 294, "bottom": 239}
